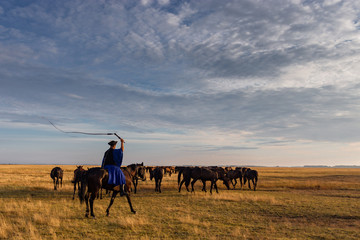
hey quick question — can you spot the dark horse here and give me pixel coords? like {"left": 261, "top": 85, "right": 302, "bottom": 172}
{"left": 178, "top": 166, "right": 194, "bottom": 192}
{"left": 244, "top": 168, "right": 258, "bottom": 191}
{"left": 50, "top": 167, "right": 63, "bottom": 190}
{"left": 72, "top": 166, "right": 85, "bottom": 200}
{"left": 149, "top": 167, "right": 163, "bottom": 193}
{"left": 178, "top": 167, "right": 219, "bottom": 194}
{"left": 226, "top": 168, "right": 243, "bottom": 189}
{"left": 123, "top": 162, "right": 146, "bottom": 193}
{"left": 190, "top": 167, "right": 219, "bottom": 194}
{"left": 79, "top": 167, "right": 136, "bottom": 218}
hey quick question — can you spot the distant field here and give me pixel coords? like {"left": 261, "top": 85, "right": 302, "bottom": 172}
{"left": 0, "top": 165, "right": 359, "bottom": 239}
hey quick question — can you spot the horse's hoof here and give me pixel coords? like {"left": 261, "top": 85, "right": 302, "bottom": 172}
{"left": 132, "top": 211, "right": 136, "bottom": 214}
{"left": 85, "top": 214, "right": 89, "bottom": 218}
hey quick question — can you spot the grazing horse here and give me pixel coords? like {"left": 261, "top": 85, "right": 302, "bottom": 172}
{"left": 50, "top": 167, "right": 63, "bottom": 190}
{"left": 226, "top": 169, "right": 243, "bottom": 189}
{"left": 208, "top": 166, "right": 231, "bottom": 190}
{"left": 190, "top": 167, "right": 219, "bottom": 194}
{"left": 79, "top": 167, "right": 136, "bottom": 218}
{"left": 244, "top": 168, "right": 258, "bottom": 191}
{"left": 149, "top": 167, "right": 164, "bottom": 193}
{"left": 72, "top": 166, "right": 86, "bottom": 199}
{"left": 124, "top": 162, "right": 146, "bottom": 193}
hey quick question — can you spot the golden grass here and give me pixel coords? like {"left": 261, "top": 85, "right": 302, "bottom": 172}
{"left": 0, "top": 165, "right": 359, "bottom": 239}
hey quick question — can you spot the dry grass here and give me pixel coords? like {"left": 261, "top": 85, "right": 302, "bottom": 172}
{"left": 0, "top": 165, "right": 359, "bottom": 239}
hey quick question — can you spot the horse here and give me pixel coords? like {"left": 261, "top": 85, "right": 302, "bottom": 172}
{"left": 50, "top": 167, "right": 63, "bottom": 190}
{"left": 72, "top": 166, "right": 86, "bottom": 199}
{"left": 208, "top": 166, "right": 231, "bottom": 190}
{"left": 190, "top": 167, "right": 219, "bottom": 194}
{"left": 239, "top": 167, "right": 250, "bottom": 184}
{"left": 149, "top": 167, "right": 163, "bottom": 193}
{"left": 178, "top": 166, "right": 194, "bottom": 192}
{"left": 124, "top": 162, "right": 146, "bottom": 193}
{"left": 79, "top": 167, "right": 136, "bottom": 218}
{"left": 162, "top": 166, "right": 175, "bottom": 176}
{"left": 226, "top": 169, "right": 243, "bottom": 189}
{"left": 243, "top": 168, "right": 258, "bottom": 191}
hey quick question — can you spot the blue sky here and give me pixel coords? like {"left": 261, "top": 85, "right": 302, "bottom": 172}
{"left": 1, "top": 0, "right": 360, "bottom": 166}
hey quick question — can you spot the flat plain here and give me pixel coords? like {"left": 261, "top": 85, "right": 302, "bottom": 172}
{"left": 0, "top": 165, "right": 359, "bottom": 240}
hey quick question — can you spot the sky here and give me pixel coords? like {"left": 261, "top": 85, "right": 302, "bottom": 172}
{"left": 1, "top": 0, "right": 360, "bottom": 167}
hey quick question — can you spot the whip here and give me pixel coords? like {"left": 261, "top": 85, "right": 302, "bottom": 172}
{"left": 44, "top": 117, "right": 125, "bottom": 142}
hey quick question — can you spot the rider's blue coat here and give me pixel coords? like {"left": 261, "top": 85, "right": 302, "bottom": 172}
{"left": 102, "top": 148, "right": 126, "bottom": 185}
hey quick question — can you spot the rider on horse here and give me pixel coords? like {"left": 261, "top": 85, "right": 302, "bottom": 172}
{"left": 101, "top": 138, "right": 126, "bottom": 196}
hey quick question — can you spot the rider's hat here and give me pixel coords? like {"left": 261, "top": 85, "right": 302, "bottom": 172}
{"left": 108, "top": 140, "right": 118, "bottom": 146}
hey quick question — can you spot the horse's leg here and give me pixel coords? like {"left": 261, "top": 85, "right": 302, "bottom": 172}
{"left": 85, "top": 192, "right": 90, "bottom": 218}
{"left": 125, "top": 194, "right": 136, "bottom": 214}
{"left": 178, "top": 179, "right": 185, "bottom": 192}
{"left": 60, "top": 177, "right": 63, "bottom": 188}
{"left": 214, "top": 180, "right": 219, "bottom": 193}
{"left": 185, "top": 178, "right": 191, "bottom": 192}
{"left": 132, "top": 178, "right": 137, "bottom": 194}
{"left": 55, "top": 177, "right": 59, "bottom": 190}
{"left": 89, "top": 192, "right": 97, "bottom": 218}
{"left": 201, "top": 180, "right": 207, "bottom": 192}
{"left": 233, "top": 179, "right": 237, "bottom": 189}
{"left": 191, "top": 178, "right": 198, "bottom": 193}
{"left": 159, "top": 179, "right": 162, "bottom": 193}
{"left": 106, "top": 191, "right": 118, "bottom": 216}
{"left": 155, "top": 179, "right": 158, "bottom": 192}
{"left": 53, "top": 178, "right": 56, "bottom": 190}
{"left": 248, "top": 178, "right": 251, "bottom": 190}
{"left": 210, "top": 180, "right": 213, "bottom": 194}
{"left": 252, "top": 179, "right": 256, "bottom": 191}
{"left": 73, "top": 181, "right": 76, "bottom": 200}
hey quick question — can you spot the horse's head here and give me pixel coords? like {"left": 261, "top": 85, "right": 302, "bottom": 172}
{"left": 137, "top": 165, "right": 146, "bottom": 181}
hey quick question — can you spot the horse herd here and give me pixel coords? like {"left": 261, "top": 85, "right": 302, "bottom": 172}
{"left": 50, "top": 164, "right": 258, "bottom": 218}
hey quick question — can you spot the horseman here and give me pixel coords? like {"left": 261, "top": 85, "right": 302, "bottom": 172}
{"left": 101, "top": 138, "right": 126, "bottom": 196}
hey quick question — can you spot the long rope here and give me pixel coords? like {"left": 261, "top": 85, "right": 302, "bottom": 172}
{"left": 44, "top": 117, "right": 124, "bottom": 142}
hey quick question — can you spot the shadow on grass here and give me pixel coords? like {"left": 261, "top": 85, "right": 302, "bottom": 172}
{"left": 0, "top": 186, "right": 73, "bottom": 199}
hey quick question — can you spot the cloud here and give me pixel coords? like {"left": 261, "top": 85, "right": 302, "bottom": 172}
{"left": 1, "top": 0, "right": 360, "bottom": 163}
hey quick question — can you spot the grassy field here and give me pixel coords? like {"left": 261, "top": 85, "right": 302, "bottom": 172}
{"left": 0, "top": 165, "right": 359, "bottom": 240}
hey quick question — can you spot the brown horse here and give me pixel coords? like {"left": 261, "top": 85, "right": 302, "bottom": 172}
{"left": 79, "top": 167, "right": 136, "bottom": 218}
{"left": 50, "top": 167, "right": 63, "bottom": 190}
{"left": 123, "top": 162, "right": 146, "bottom": 194}
{"left": 243, "top": 168, "right": 258, "bottom": 191}
{"left": 149, "top": 167, "right": 163, "bottom": 193}
{"left": 162, "top": 166, "right": 175, "bottom": 176}
{"left": 178, "top": 166, "right": 194, "bottom": 192}
{"left": 190, "top": 167, "right": 219, "bottom": 194}
{"left": 226, "top": 169, "right": 243, "bottom": 189}
{"left": 72, "top": 166, "right": 85, "bottom": 199}
{"left": 208, "top": 166, "right": 231, "bottom": 190}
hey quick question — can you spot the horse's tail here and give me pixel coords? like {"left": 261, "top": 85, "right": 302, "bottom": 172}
{"left": 177, "top": 169, "right": 183, "bottom": 186}
{"left": 78, "top": 171, "right": 88, "bottom": 204}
